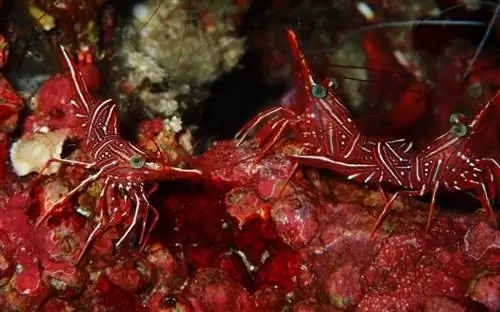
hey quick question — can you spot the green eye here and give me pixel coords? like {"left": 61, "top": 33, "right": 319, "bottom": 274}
{"left": 451, "top": 123, "right": 467, "bottom": 138}
{"left": 130, "top": 154, "right": 145, "bottom": 168}
{"left": 312, "top": 84, "right": 327, "bottom": 98}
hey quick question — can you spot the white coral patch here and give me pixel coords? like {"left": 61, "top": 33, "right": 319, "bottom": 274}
{"left": 10, "top": 129, "right": 70, "bottom": 176}
{"left": 163, "top": 115, "right": 183, "bottom": 133}
{"left": 132, "top": 3, "right": 151, "bottom": 23}
{"left": 140, "top": 92, "right": 179, "bottom": 116}
{"left": 125, "top": 51, "right": 166, "bottom": 86}
{"left": 178, "top": 130, "right": 193, "bottom": 154}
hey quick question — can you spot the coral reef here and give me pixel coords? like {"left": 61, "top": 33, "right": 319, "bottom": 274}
{"left": 0, "top": 1, "right": 498, "bottom": 311}
{"left": 0, "top": 73, "right": 22, "bottom": 134}
{"left": 247, "top": 0, "right": 500, "bottom": 141}
{"left": 114, "top": 0, "right": 248, "bottom": 130}
{"left": 23, "top": 63, "right": 101, "bottom": 139}
{"left": 0, "top": 138, "right": 499, "bottom": 310}
{"left": 28, "top": 0, "right": 108, "bottom": 59}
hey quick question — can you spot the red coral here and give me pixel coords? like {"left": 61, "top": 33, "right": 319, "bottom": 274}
{"left": 148, "top": 292, "right": 193, "bottom": 312}
{"left": 0, "top": 194, "right": 42, "bottom": 295}
{"left": 0, "top": 134, "right": 8, "bottom": 181}
{"left": 292, "top": 299, "right": 343, "bottom": 312}
{"left": 106, "top": 258, "right": 153, "bottom": 294}
{"left": 196, "top": 142, "right": 499, "bottom": 311}
{"left": 41, "top": 298, "right": 76, "bottom": 311}
{"left": 0, "top": 74, "right": 23, "bottom": 133}
{"left": 271, "top": 192, "right": 320, "bottom": 248}
{"left": 255, "top": 244, "right": 300, "bottom": 292}
{"left": 42, "top": 260, "right": 88, "bottom": 298}
{"left": 423, "top": 296, "right": 467, "bottom": 312}
{"left": 184, "top": 268, "right": 254, "bottom": 311}
{"left": 0, "top": 193, "right": 50, "bottom": 309}
{"left": 225, "top": 186, "right": 269, "bottom": 226}
{"left": 468, "top": 273, "right": 500, "bottom": 312}
{"left": 25, "top": 64, "right": 101, "bottom": 139}
{"left": 83, "top": 274, "right": 144, "bottom": 311}
{"left": 214, "top": 252, "right": 254, "bottom": 291}
{"left": 324, "top": 260, "right": 363, "bottom": 309}
{"left": 1, "top": 128, "right": 497, "bottom": 311}
{"left": 252, "top": 286, "right": 288, "bottom": 311}
{"left": 464, "top": 221, "right": 500, "bottom": 262}
{"left": 147, "top": 243, "right": 188, "bottom": 292}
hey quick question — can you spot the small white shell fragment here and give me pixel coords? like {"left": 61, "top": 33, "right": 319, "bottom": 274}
{"left": 178, "top": 130, "right": 193, "bottom": 154}
{"left": 132, "top": 3, "right": 150, "bottom": 23}
{"left": 356, "top": 2, "right": 375, "bottom": 21}
{"left": 163, "top": 115, "right": 183, "bottom": 133}
{"left": 10, "top": 129, "right": 70, "bottom": 176}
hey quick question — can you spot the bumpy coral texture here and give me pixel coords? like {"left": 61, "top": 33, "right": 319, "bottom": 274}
{"left": 0, "top": 46, "right": 499, "bottom": 309}
{"left": 0, "top": 136, "right": 499, "bottom": 311}
{"left": 0, "top": 1, "right": 499, "bottom": 311}
{"left": 115, "top": 0, "right": 247, "bottom": 124}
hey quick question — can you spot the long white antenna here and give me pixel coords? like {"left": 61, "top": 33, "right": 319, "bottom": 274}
{"left": 463, "top": 1, "right": 500, "bottom": 79}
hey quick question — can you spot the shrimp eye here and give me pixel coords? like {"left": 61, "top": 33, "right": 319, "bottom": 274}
{"left": 451, "top": 123, "right": 467, "bottom": 138}
{"left": 130, "top": 154, "right": 145, "bottom": 168}
{"left": 312, "top": 84, "right": 327, "bottom": 98}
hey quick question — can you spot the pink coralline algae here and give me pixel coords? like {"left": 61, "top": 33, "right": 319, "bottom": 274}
{"left": 0, "top": 55, "right": 498, "bottom": 310}
{"left": 0, "top": 133, "right": 498, "bottom": 311}
{"left": 0, "top": 73, "right": 23, "bottom": 133}
{"left": 184, "top": 268, "right": 254, "bottom": 311}
{"left": 468, "top": 273, "right": 500, "bottom": 312}
{"left": 195, "top": 140, "right": 500, "bottom": 311}
{"left": 0, "top": 193, "right": 48, "bottom": 310}
{"left": 23, "top": 64, "right": 101, "bottom": 139}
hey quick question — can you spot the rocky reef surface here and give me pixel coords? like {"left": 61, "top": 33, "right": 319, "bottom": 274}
{"left": 0, "top": 0, "right": 499, "bottom": 311}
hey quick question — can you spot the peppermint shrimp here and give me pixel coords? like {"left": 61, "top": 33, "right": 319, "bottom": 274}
{"left": 235, "top": 28, "right": 415, "bottom": 200}
{"left": 289, "top": 90, "right": 500, "bottom": 234}
{"left": 35, "top": 46, "right": 202, "bottom": 263}
{"left": 235, "top": 28, "right": 414, "bottom": 161}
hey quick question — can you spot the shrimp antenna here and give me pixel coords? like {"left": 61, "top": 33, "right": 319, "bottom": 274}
{"left": 300, "top": 18, "right": 486, "bottom": 60}
{"left": 325, "top": 63, "right": 432, "bottom": 84}
{"left": 150, "top": 137, "right": 168, "bottom": 168}
{"left": 409, "top": 0, "right": 499, "bottom": 29}
{"left": 462, "top": 1, "right": 500, "bottom": 79}
{"left": 304, "top": 0, "right": 494, "bottom": 60}
{"left": 136, "top": 0, "right": 164, "bottom": 34}
{"left": 344, "top": 20, "right": 484, "bottom": 45}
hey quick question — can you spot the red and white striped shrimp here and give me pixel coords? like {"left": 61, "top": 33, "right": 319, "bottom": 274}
{"left": 35, "top": 46, "right": 202, "bottom": 263}
{"left": 235, "top": 28, "right": 414, "bottom": 162}
{"left": 289, "top": 90, "right": 500, "bottom": 234}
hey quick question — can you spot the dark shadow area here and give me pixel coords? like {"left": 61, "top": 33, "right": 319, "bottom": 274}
{"left": 183, "top": 49, "right": 287, "bottom": 154}
{"left": 182, "top": 0, "right": 289, "bottom": 153}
